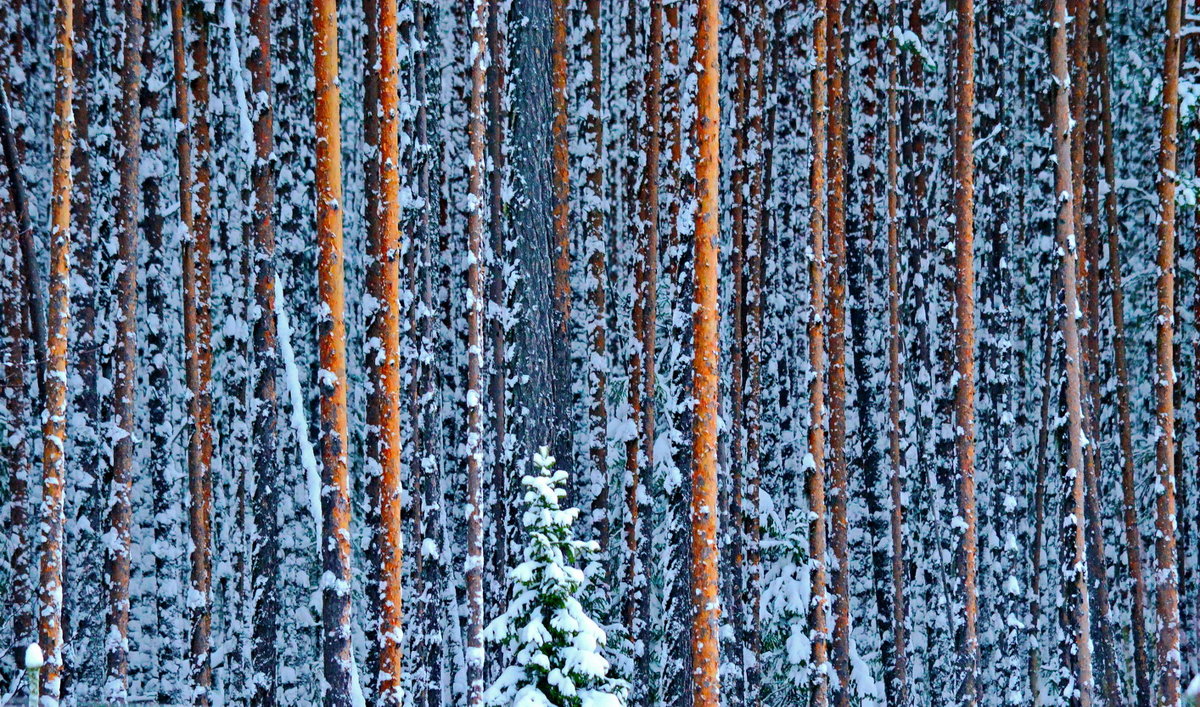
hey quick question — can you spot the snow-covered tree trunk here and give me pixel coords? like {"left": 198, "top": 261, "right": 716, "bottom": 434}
{"left": 1047, "top": 0, "right": 1094, "bottom": 701}
{"left": 1151, "top": 0, "right": 1184, "bottom": 704}
{"left": 103, "top": 0, "right": 144, "bottom": 698}
{"left": 37, "top": 0, "right": 76, "bottom": 698}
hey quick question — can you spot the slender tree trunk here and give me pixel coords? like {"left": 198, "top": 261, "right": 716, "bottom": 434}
{"left": 727, "top": 11, "right": 751, "bottom": 687}
{"left": 1047, "top": 0, "right": 1094, "bottom": 701}
{"left": 184, "top": 8, "right": 216, "bottom": 704}
{"left": 486, "top": 0, "right": 510, "bottom": 592}
{"left": 548, "top": 0, "right": 573, "bottom": 476}
{"left": 169, "top": 0, "right": 197, "bottom": 697}
{"left": 550, "top": 0, "right": 569, "bottom": 340}
{"left": 583, "top": 0, "right": 609, "bottom": 550}
{"left": 625, "top": 0, "right": 661, "bottom": 643}
{"left": 105, "top": 0, "right": 144, "bottom": 700}
{"left": 366, "top": 0, "right": 404, "bottom": 699}
{"left": 1084, "top": 16, "right": 1118, "bottom": 700}
{"left": 465, "top": 0, "right": 489, "bottom": 702}
{"left": 312, "top": 0, "right": 353, "bottom": 699}
{"left": 807, "top": 0, "right": 830, "bottom": 703}
{"left": 410, "top": 6, "right": 438, "bottom": 705}
{"left": 846, "top": 7, "right": 895, "bottom": 706}
{"left": 0, "top": 1, "right": 33, "bottom": 675}
{"left": 741, "top": 6, "right": 767, "bottom": 703}
{"left": 1027, "top": 301, "right": 1056, "bottom": 707}
{"left": 37, "top": 0, "right": 75, "bottom": 697}
{"left": 134, "top": 0, "right": 174, "bottom": 697}
{"left": 1093, "top": 3, "right": 1149, "bottom": 702}
{"left": 824, "top": 2, "right": 852, "bottom": 702}
{"left": 884, "top": 5, "right": 908, "bottom": 701}
{"left": 62, "top": 0, "right": 96, "bottom": 689}
{"left": 0, "top": 83, "right": 43, "bottom": 397}
{"left": 951, "top": 0, "right": 979, "bottom": 702}
{"left": 360, "top": 0, "right": 382, "bottom": 691}
{"left": 247, "top": 0, "right": 279, "bottom": 700}
{"left": 1, "top": 220, "right": 31, "bottom": 674}
{"left": 1152, "top": 0, "right": 1184, "bottom": 703}
{"left": 689, "top": 0, "right": 720, "bottom": 703}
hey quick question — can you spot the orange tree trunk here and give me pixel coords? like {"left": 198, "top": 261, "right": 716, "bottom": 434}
{"left": 951, "top": 0, "right": 979, "bottom": 702}
{"left": 689, "top": 0, "right": 720, "bottom": 703}
{"left": 824, "top": 1, "right": 852, "bottom": 702}
{"left": 1152, "top": 0, "right": 1184, "bottom": 702}
{"left": 465, "top": 0, "right": 488, "bottom": 702}
{"left": 550, "top": 0, "right": 570, "bottom": 339}
{"left": 1047, "top": 0, "right": 1094, "bottom": 701}
{"left": 806, "top": 0, "right": 830, "bottom": 703}
{"left": 106, "top": 0, "right": 144, "bottom": 697}
{"left": 38, "top": 0, "right": 74, "bottom": 697}
{"left": 367, "top": 0, "right": 404, "bottom": 699}
{"left": 311, "top": 0, "right": 353, "bottom": 700}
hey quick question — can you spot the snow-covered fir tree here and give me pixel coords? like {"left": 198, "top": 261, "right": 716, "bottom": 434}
{"left": 483, "top": 448, "right": 627, "bottom": 707}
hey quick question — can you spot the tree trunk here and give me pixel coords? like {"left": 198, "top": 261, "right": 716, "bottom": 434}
{"left": 247, "top": 0, "right": 280, "bottom": 701}
{"left": 884, "top": 4, "right": 908, "bottom": 701}
{"left": 366, "top": 0, "right": 404, "bottom": 699}
{"left": 951, "top": 0, "right": 979, "bottom": 702}
{"left": 806, "top": 0, "right": 830, "bottom": 703}
{"left": 583, "top": 0, "right": 609, "bottom": 551}
{"left": 625, "top": 0, "right": 661, "bottom": 644}
{"left": 312, "top": 0, "right": 353, "bottom": 699}
{"left": 410, "top": 6, "right": 439, "bottom": 706}
{"left": 1152, "top": 0, "right": 1184, "bottom": 703}
{"left": 0, "top": 0, "right": 33, "bottom": 676}
{"left": 0, "top": 83, "right": 44, "bottom": 397}
{"left": 550, "top": 0, "right": 570, "bottom": 343}
{"left": 486, "top": 0, "right": 510, "bottom": 597}
{"left": 741, "top": 6, "right": 767, "bottom": 703}
{"left": 184, "top": 8, "right": 216, "bottom": 703}
{"left": 1095, "top": 1, "right": 1149, "bottom": 701}
{"left": 105, "top": 0, "right": 144, "bottom": 699}
{"left": 1027, "top": 300, "right": 1056, "bottom": 707}
{"left": 1047, "top": 0, "right": 1094, "bottom": 701}
{"left": 37, "top": 0, "right": 75, "bottom": 697}
{"left": 689, "top": 0, "right": 720, "bottom": 703}
{"left": 465, "top": 0, "right": 488, "bottom": 702}
{"left": 824, "top": 2, "right": 852, "bottom": 702}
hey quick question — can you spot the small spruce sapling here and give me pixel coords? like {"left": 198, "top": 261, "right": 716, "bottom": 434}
{"left": 482, "top": 447, "right": 628, "bottom": 707}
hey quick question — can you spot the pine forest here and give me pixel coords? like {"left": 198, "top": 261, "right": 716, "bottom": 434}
{"left": 0, "top": 0, "right": 1198, "bottom": 705}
